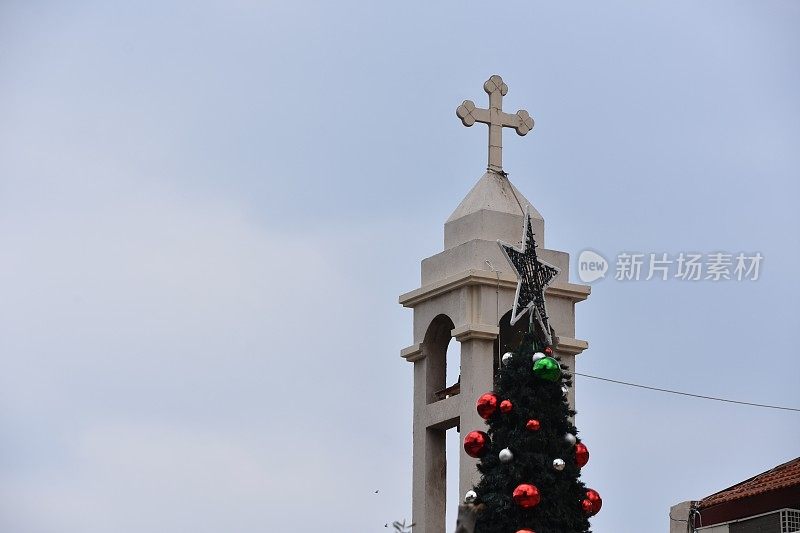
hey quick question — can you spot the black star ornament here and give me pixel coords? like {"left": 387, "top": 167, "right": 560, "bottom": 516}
{"left": 498, "top": 206, "right": 560, "bottom": 338}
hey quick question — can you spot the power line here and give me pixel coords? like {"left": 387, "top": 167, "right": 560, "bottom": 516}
{"left": 573, "top": 372, "right": 800, "bottom": 412}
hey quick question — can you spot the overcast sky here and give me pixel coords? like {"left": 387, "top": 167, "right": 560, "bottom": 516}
{"left": 1, "top": 2, "right": 798, "bottom": 532}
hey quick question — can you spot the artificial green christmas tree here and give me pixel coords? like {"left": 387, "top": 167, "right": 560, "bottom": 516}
{"left": 461, "top": 209, "right": 601, "bottom": 533}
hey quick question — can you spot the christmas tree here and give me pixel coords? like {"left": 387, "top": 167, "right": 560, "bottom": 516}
{"left": 461, "top": 208, "right": 601, "bottom": 533}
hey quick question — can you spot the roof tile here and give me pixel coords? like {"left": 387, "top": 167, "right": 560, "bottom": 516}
{"left": 699, "top": 457, "right": 800, "bottom": 508}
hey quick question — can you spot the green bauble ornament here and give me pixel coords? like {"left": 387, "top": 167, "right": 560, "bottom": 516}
{"left": 532, "top": 357, "right": 561, "bottom": 382}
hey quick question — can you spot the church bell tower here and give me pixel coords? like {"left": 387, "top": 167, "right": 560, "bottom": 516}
{"left": 398, "top": 75, "right": 591, "bottom": 533}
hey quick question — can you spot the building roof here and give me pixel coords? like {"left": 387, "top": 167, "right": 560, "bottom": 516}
{"left": 446, "top": 170, "right": 541, "bottom": 223}
{"left": 699, "top": 457, "right": 800, "bottom": 509}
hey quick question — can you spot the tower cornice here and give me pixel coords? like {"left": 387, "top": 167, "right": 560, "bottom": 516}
{"left": 399, "top": 268, "right": 590, "bottom": 309}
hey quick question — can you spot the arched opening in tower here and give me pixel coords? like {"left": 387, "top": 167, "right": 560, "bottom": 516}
{"left": 424, "top": 314, "right": 460, "bottom": 403}
{"left": 493, "top": 308, "right": 529, "bottom": 376}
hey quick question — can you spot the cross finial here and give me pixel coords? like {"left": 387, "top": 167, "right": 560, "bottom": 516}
{"left": 456, "top": 75, "right": 534, "bottom": 173}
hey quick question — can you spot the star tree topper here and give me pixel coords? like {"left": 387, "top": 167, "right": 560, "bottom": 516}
{"left": 498, "top": 207, "right": 560, "bottom": 344}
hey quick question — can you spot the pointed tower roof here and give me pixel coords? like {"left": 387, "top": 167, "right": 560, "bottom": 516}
{"left": 447, "top": 171, "right": 542, "bottom": 223}
{"left": 443, "top": 171, "right": 544, "bottom": 250}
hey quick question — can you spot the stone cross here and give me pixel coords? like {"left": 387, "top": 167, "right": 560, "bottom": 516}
{"left": 456, "top": 75, "right": 534, "bottom": 173}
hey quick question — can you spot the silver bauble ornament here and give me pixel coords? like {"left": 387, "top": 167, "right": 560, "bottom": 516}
{"left": 502, "top": 352, "right": 514, "bottom": 365}
{"left": 553, "top": 458, "right": 566, "bottom": 471}
{"left": 564, "top": 433, "right": 577, "bottom": 446}
{"left": 498, "top": 448, "right": 514, "bottom": 463}
{"left": 532, "top": 352, "right": 546, "bottom": 362}
{"left": 561, "top": 385, "right": 569, "bottom": 396}
{"left": 464, "top": 490, "right": 477, "bottom": 504}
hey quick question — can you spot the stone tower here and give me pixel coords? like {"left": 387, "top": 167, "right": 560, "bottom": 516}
{"left": 398, "top": 76, "right": 591, "bottom": 533}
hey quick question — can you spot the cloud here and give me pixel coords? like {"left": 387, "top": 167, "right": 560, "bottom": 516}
{"left": 0, "top": 169, "right": 399, "bottom": 532}
{"left": 1, "top": 421, "right": 348, "bottom": 533}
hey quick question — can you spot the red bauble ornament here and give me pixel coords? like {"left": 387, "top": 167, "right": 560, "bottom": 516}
{"left": 585, "top": 488, "right": 602, "bottom": 514}
{"left": 500, "top": 399, "right": 513, "bottom": 413}
{"left": 476, "top": 393, "right": 498, "bottom": 420}
{"left": 581, "top": 498, "right": 594, "bottom": 515}
{"left": 512, "top": 483, "right": 540, "bottom": 509}
{"left": 544, "top": 346, "right": 553, "bottom": 356}
{"left": 463, "top": 431, "right": 489, "bottom": 458}
{"left": 525, "top": 419, "right": 541, "bottom": 431}
{"left": 516, "top": 530, "right": 536, "bottom": 533}
{"left": 575, "top": 442, "right": 590, "bottom": 468}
